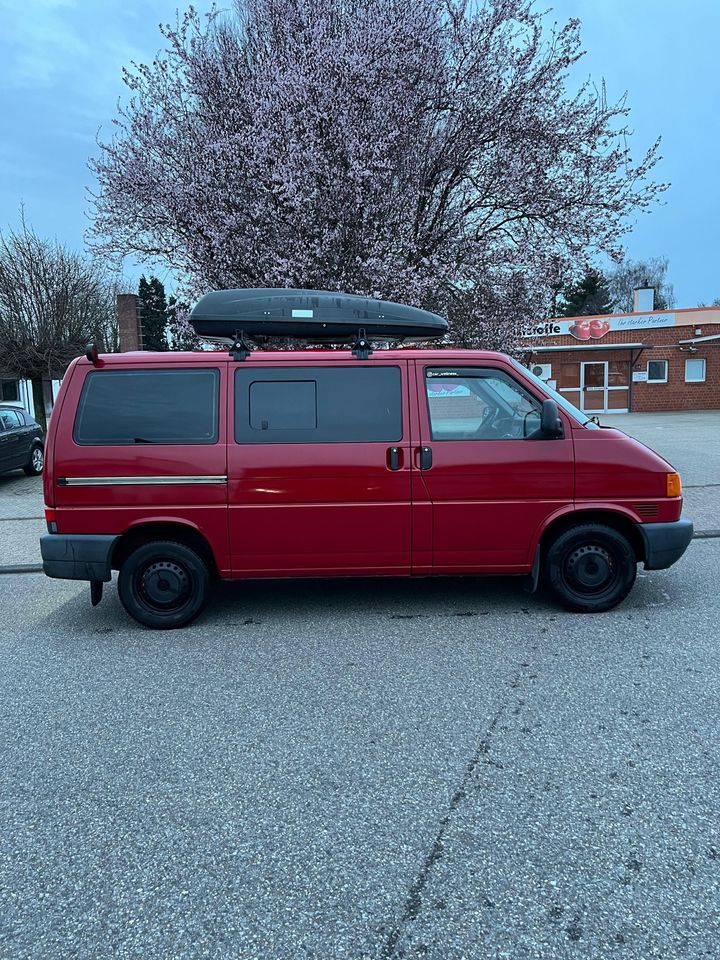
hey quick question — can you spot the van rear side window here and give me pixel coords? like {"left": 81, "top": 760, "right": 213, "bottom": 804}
{"left": 249, "top": 380, "right": 317, "bottom": 431}
{"left": 235, "top": 366, "right": 402, "bottom": 443}
{"left": 74, "top": 369, "right": 220, "bottom": 445}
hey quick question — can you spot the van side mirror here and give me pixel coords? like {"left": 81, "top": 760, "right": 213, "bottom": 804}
{"left": 540, "top": 399, "right": 563, "bottom": 438}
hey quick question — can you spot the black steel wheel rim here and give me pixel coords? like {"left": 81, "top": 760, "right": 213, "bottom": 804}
{"left": 136, "top": 559, "right": 191, "bottom": 612}
{"left": 563, "top": 543, "right": 616, "bottom": 596}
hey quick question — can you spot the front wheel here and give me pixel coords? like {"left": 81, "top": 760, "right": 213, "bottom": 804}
{"left": 544, "top": 524, "right": 637, "bottom": 612}
{"left": 118, "top": 541, "right": 210, "bottom": 629}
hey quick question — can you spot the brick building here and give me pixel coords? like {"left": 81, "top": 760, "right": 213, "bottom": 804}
{"left": 518, "top": 293, "right": 720, "bottom": 414}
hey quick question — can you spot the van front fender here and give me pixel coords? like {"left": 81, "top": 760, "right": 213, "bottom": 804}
{"left": 529, "top": 503, "right": 648, "bottom": 567}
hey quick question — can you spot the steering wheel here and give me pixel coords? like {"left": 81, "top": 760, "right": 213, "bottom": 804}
{"left": 473, "top": 404, "right": 497, "bottom": 438}
{"left": 490, "top": 415, "right": 522, "bottom": 440}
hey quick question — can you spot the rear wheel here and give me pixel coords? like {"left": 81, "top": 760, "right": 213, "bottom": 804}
{"left": 544, "top": 524, "right": 637, "bottom": 612}
{"left": 118, "top": 540, "right": 210, "bottom": 629}
{"left": 23, "top": 445, "right": 44, "bottom": 476}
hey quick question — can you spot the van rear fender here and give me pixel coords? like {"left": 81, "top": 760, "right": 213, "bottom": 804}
{"left": 111, "top": 520, "right": 220, "bottom": 579}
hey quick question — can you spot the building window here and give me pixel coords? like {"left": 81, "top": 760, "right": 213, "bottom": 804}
{"left": 1, "top": 379, "right": 19, "bottom": 402}
{"left": 647, "top": 360, "right": 668, "bottom": 383}
{"left": 685, "top": 358, "right": 706, "bottom": 383}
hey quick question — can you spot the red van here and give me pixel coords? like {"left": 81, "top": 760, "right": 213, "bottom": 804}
{"left": 40, "top": 290, "right": 693, "bottom": 628}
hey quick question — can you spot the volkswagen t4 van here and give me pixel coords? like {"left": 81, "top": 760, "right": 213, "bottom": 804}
{"left": 40, "top": 289, "right": 693, "bottom": 628}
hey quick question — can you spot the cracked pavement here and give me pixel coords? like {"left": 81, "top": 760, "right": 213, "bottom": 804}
{"left": 1, "top": 537, "right": 719, "bottom": 959}
{"left": 2, "top": 409, "right": 718, "bottom": 957}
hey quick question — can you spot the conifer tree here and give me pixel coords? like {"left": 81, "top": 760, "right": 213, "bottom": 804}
{"left": 557, "top": 271, "right": 613, "bottom": 317}
{"left": 137, "top": 276, "right": 169, "bottom": 350}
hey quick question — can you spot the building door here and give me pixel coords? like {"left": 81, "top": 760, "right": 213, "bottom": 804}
{"left": 580, "top": 361, "right": 629, "bottom": 413}
{"left": 581, "top": 362, "right": 608, "bottom": 413}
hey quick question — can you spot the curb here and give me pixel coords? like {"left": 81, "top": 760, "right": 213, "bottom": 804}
{"left": 0, "top": 516, "right": 44, "bottom": 522}
{"left": 0, "top": 563, "right": 44, "bottom": 575}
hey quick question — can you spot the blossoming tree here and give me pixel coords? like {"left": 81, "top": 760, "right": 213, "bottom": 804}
{"left": 90, "top": 0, "right": 665, "bottom": 348}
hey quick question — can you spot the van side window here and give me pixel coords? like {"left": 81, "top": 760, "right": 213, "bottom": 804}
{"left": 426, "top": 368, "right": 541, "bottom": 440}
{"left": 235, "top": 366, "right": 402, "bottom": 443}
{"left": 250, "top": 381, "right": 317, "bottom": 431}
{"left": 74, "top": 369, "right": 220, "bottom": 445}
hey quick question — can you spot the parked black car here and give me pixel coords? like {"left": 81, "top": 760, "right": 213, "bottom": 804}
{"left": 0, "top": 404, "right": 44, "bottom": 477}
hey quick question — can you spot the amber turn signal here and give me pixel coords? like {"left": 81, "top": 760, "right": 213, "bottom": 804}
{"left": 666, "top": 473, "right": 682, "bottom": 498}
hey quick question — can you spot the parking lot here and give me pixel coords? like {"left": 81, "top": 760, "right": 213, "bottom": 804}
{"left": 1, "top": 412, "right": 719, "bottom": 959}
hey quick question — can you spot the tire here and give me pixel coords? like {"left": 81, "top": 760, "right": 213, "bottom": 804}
{"left": 118, "top": 540, "right": 210, "bottom": 629}
{"left": 544, "top": 524, "right": 637, "bottom": 613}
{"left": 23, "top": 444, "right": 44, "bottom": 476}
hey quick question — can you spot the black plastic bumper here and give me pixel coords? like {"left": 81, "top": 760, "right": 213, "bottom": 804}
{"left": 639, "top": 517, "right": 694, "bottom": 570}
{"left": 40, "top": 534, "right": 118, "bottom": 582}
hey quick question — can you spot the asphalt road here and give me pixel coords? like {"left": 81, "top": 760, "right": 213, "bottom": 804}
{"left": 1, "top": 542, "right": 719, "bottom": 959}
{"left": 600, "top": 411, "right": 720, "bottom": 488}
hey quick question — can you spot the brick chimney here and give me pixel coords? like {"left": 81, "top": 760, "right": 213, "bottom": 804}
{"left": 117, "top": 294, "right": 143, "bottom": 351}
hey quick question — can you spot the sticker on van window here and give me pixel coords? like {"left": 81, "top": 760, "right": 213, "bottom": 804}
{"left": 292, "top": 309, "right": 314, "bottom": 317}
{"left": 427, "top": 382, "right": 472, "bottom": 397}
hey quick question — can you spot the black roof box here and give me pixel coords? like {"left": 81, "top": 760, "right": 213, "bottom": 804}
{"left": 189, "top": 288, "right": 448, "bottom": 341}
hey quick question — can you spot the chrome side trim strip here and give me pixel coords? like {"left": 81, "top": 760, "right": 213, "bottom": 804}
{"left": 59, "top": 476, "right": 228, "bottom": 487}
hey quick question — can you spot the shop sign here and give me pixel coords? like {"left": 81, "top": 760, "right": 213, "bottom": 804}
{"left": 632, "top": 371, "right": 648, "bottom": 382}
{"left": 523, "top": 313, "right": 677, "bottom": 341}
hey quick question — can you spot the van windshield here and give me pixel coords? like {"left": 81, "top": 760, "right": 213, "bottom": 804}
{"left": 509, "top": 358, "right": 600, "bottom": 429}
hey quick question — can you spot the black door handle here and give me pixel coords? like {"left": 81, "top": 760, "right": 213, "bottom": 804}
{"left": 388, "top": 447, "right": 400, "bottom": 471}
{"left": 420, "top": 446, "right": 432, "bottom": 470}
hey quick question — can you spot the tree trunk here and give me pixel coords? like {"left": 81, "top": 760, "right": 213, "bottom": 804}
{"left": 31, "top": 377, "right": 47, "bottom": 431}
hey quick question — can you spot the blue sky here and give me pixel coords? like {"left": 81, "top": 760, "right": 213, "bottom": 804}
{"left": 1, "top": 0, "right": 718, "bottom": 306}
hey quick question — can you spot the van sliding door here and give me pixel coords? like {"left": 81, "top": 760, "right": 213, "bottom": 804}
{"left": 228, "top": 361, "right": 412, "bottom": 578}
